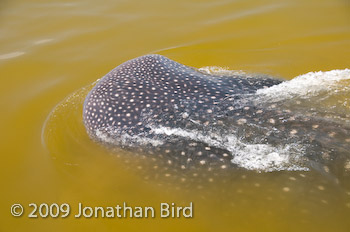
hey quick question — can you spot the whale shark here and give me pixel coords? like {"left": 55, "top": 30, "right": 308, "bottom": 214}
{"left": 83, "top": 54, "right": 350, "bottom": 184}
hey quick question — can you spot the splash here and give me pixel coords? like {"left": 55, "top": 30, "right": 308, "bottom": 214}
{"left": 150, "top": 126, "right": 308, "bottom": 172}
{"left": 256, "top": 69, "right": 350, "bottom": 101}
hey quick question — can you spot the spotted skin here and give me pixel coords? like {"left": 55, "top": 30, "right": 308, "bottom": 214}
{"left": 84, "top": 54, "right": 281, "bottom": 134}
{"left": 83, "top": 54, "right": 350, "bottom": 182}
{"left": 84, "top": 55, "right": 280, "bottom": 167}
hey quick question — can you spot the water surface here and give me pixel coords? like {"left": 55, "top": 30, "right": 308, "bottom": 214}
{"left": 1, "top": 0, "right": 349, "bottom": 231}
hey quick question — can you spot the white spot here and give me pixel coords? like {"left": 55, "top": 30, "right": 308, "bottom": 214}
{"left": 182, "top": 112, "right": 189, "bottom": 119}
{"left": 344, "top": 160, "right": 350, "bottom": 171}
{"left": 237, "top": 118, "right": 247, "bottom": 125}
{"left": 312, "top": 124, "right": 319, "bottom": 129}
{"left": 328, "top": 132, "right": 336, "bottom": 138}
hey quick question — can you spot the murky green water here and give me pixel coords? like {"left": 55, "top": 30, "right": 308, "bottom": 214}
{"left": 1, "top": 0, "right": 349, "bottom": 231}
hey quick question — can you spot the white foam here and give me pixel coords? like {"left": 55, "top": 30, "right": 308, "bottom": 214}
{"left": 256, "top": 69, "right": 350, "bottom": 102}
{"left": 96, "top": 128, "right": 164, "bottom": 147}
{"left": 199, "top": 66, "right": 247, "bottom": 76}
{"left": 151, "top": 126, "right": 308, "bottom": 172}
{"left": 230, "top": 143, "right": 308, "bottom": 172}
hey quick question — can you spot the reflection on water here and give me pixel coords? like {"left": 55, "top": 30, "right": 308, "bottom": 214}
{"left": 1, "top": 0, "right": 350, "bottom": 231}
